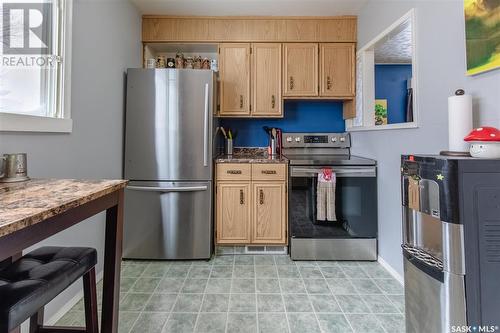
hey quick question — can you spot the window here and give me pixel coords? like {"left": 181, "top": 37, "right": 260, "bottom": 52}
{"left": 0, "top": 0, "right": 72, "bottom": 132}
{"left": 346, "top": 9, "right": 418, "bottom": 132}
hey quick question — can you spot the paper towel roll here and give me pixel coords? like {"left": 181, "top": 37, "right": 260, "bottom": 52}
{"left": 448, "top": 92, "right": 472, "bottom": 152}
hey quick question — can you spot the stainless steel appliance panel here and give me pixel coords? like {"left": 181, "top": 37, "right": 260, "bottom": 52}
{"left": 404, "top": 257, "right": 444, "bottom": 333}
{"left": 290, "top": 166, "right": 377, "bottom": 178}
{"left": 291, "top": 238, "right": 377, "bottom": 260}
{"left": 123, "top": 181, "right": 212, "bottom": 259}
{"left": 124, "top": 69, "right": 214, "bottom": 181}
{"left": 403, "top": 207, "right": 443, "bottom": 261}
{"left": 404, "top": 257, "right": 466, "bottom": 333}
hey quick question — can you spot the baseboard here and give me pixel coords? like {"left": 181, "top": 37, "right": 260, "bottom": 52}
{"left": 46, "top": 270, "right": 103, "bottom": 325}
{"left": 377, "top": 255, "right": 404, "bottom": 285}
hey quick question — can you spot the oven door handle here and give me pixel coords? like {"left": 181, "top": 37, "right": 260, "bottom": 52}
{"left": 291, "top": 167, "right": 376, "bottom": 178}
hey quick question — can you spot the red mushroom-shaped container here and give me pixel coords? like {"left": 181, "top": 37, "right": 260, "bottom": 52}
{"left": 464, "top": 127, "right": 500, "bottom": 158}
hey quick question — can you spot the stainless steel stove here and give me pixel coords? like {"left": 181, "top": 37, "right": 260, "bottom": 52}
{"left": 283, "top": 133, "right": 378, "bottom": 261}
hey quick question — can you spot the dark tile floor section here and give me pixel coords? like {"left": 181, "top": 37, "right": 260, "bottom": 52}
{"left": 57, "top": 255, "right": 405, "bottom": 332}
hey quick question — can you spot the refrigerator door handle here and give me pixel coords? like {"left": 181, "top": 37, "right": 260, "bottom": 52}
{"left": 127, "top": 185, "right": 208, "bottom": 192}
{"left": 203, "top": 83, "right": 209, "bottom": 167}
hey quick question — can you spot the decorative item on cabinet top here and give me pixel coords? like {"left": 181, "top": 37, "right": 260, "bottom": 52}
{"left": 143, "top": 44, "right": 219, "bottom": 70}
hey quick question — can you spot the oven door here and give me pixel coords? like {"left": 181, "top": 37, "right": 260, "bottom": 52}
{"left": 289, "top": 166, "right": 378, "bottom": 239}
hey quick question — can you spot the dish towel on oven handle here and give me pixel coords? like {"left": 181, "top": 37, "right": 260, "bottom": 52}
{"left": 316, "top": 168, "right": 337, "bottom": 222}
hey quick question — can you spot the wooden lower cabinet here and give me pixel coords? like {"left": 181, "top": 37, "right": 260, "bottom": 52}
{"left": 216, "top": 164, "right": 287, "bottom": 245}
{"left": 216, "top": 182, "right": 251, "bottom": 244}
{"left": 252, "top": 182, "right": 287, "bottom": 244}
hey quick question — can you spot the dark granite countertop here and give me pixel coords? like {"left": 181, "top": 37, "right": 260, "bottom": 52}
{"left": 215, "top": 148, "right": 288, "bottom": 164}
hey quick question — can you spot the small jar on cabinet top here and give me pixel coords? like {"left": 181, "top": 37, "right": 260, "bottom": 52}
{"left": 175, "top": 53, "right": 184, "bottom": 68}
{"left": 156, "top": 55, "right": 166, "bottom": 68}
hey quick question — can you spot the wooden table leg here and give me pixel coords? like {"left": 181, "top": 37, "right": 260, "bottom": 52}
{"left": 100, "top": 190, "right": 124, "bottom": 333}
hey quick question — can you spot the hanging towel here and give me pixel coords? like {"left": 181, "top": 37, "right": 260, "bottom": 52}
{"left": 316, "top": 168, "right": 337, "bottom": 221}
{"left": 406, "top": 78, "right": 414, "bottom": 122}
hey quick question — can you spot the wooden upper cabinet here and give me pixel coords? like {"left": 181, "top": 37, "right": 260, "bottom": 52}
{"left": 283, "top": 44, "right": 318, "bottom": 97}
{"left": 216, "top": 182, "right": 251, "bottom": 244}
{"left": 219, "top": 43, "right": 251, "bottom": 116}
{"left": 284, "top": 20, "right": 318, "bottom": 41}
{"left": 252, "top": 43, "right": 282, "bottom": 117}
{"left": 320, "top": 43, "right": 355, "bottom": 97}
{"left": 252, "top": 182, "right": 287, "bottom": 244}
{"left": 142, "top": 17, "right": 357, "bottom": 43}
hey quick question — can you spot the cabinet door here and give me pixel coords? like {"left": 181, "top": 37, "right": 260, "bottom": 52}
{"left": 320, "top": 43, "right": 355, "bottom": 97}
{"left": 216, "top": 182, "right": 251, "bottom": 244}
{"left": 219, "top": 43, "right": 251, "bottom": 116}
{"left": 252, "top": 182, "right": 287, "bottom": 244}
{"left": 252, "top": 43, "right": 282, "bottom": 117}
{"left": 283, "top": 43, "right": 318, "bottom": 97}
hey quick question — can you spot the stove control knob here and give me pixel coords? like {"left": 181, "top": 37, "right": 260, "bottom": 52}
{"left": 295, "top": 137, "right": 301, "bottom": 143}
{"left": 340, "top": 137, "right": 346, "bottom": 142}
{"left": 331, "top": 137, "right": 338, "bottom": 142}
{"left": 286, "top": 136, "right": 293, "bottom": 143}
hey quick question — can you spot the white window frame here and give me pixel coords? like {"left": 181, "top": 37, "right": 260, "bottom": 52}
{"left": 346, "top": 8, "right": 419, "bottom": 132}
{"left": 0, "top": 0, "right": 73, "bottom": 133}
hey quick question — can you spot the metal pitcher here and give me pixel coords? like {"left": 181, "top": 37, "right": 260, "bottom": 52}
{"left": 0, "top": 153, "right": 30, "bottom": 183}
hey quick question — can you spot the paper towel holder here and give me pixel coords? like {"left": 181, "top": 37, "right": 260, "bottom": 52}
{"left": 440, "top": 89, "right": 472, "bottom": 157}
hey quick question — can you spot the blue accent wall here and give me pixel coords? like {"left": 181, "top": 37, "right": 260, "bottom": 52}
{"left": 220, "top": 100, "right": 345, "bottom": 147}
{"left": 375, "top": 64, "right": 412, "bottom": 124}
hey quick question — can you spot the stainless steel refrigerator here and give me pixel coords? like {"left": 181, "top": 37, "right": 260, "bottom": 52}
{"left": 123, "top": 68, "right": 217, "bottom": 260}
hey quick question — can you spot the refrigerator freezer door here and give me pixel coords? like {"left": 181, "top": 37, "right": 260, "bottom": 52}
{"left": 125, "top": 69, "right": 214, "bottom": 181}
{"left": 123, "top": 181, "right": 212, "bottom": 259}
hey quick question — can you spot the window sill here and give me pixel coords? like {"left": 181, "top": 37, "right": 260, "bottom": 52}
{"left": 0, "top": 113, "right": 73, "bottom": 133}
{"left": 347, "top": 122, "right": 418, "bottom": 132}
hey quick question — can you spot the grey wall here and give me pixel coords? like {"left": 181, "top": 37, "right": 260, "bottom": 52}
{"left": 0, "top": 0, "right": 141, "bottom": 324}
{"left": 353, "top": 0, "right": 500, "bottom": 276}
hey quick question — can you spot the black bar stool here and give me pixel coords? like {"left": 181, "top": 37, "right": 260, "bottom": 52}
{"left": 0, "top": 247, "right": 99, "bottom": 333}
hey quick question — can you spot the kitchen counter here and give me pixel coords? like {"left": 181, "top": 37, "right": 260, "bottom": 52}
{"left": 0, "top": 179, "right": 128, "bottom": 237}
{"left": 215, "top": 148, "right": 288, "bottom": 164}
{"left": 0, "top": 178, "right": 127, "bottom": 332}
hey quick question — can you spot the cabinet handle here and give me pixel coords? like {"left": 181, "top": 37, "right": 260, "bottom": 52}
{"left": 227, "top": 170, "right": 242, "bottom": 175}
{"left": 271, "top": 95, "right": 276, "bottom": 109}
{"left": 289, "top": 76, "right": 294, "bottom": 90}
{"left": 261, "top": 170, "right": 277, "bottom": 175}
{"left": 327, "top": 76, "right": 332, "bottom": 90}
{"left": 259, "top": 189, "right": 264, "bottom": 205}
{"left": 240, "top": 189, "right": 244, "bottom": 205}
{"left": 240, "top": 95, "right": 243, "bottom": 109}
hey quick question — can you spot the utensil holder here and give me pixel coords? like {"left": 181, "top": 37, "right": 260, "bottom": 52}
{"left": 225, "top": 139, "right": 233, "bottom": 155}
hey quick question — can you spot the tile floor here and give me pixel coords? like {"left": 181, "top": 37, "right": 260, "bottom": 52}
{"left": 57, "top": 255, "right": 405, "bottom": 333}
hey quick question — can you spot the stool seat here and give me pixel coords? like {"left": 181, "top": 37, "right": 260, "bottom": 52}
{"left": 0, "top": 247, "right": 97, "bottom": 332}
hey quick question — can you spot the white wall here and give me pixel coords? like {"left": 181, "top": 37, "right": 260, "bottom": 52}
{"left": 352, "top": 0, "right": 500, "bottom": 277}
{"left": 0, "top": 0, "right": 141, "bottom": 324}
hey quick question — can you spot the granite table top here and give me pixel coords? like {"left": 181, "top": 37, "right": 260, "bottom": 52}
{"left": 0, "top": 179, "right": 128, "bottom": 238}
{"left": 215, "top": 148, "right": 289, "bottom": 164}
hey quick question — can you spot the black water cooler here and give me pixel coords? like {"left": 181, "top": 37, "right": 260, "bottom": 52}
{"left": 401, "top": 155, "right": 500, "bottom": 332}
